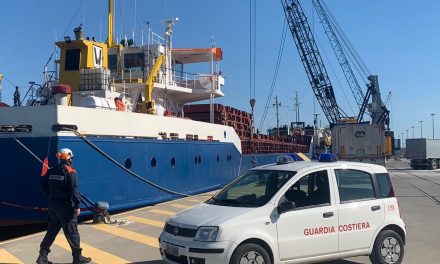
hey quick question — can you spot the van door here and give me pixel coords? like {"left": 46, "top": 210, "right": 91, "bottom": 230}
{"left": 333, "top": 168, "right": 385, "bottom": 252}
{"left": 276, "top": 169, "right": 338, "bottom": 261}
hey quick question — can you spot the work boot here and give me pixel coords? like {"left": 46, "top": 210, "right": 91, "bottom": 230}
{"left": 72, "top": 254, "right": 92, "bottom": 264}
{"left": 36, "top": 254, "right": 53, "bottom": 264}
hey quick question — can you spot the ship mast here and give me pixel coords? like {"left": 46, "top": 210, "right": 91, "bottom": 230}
{"left": 108, "top": 0, "right": 114, "bottom": 47}
{"left": 273, "top": 96, "right": 281, "bottom": 138}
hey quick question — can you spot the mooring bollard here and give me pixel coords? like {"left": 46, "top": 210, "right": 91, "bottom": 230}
{"left": 92, "top": 201, "right": 109, "bottom": 224}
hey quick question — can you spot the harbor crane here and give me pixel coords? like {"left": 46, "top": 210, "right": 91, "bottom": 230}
{"left": 281, "top": 0, "right": 390, "bottom": 129}
{"left": 281, "top": 0, "right": 393, "bottom": 162}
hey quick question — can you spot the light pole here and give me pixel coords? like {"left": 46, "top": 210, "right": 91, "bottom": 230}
{"left": 411, "top": 126, "right": 415, "bottom": 138}
{"left": 419, "top": 121, "right": 423, "bottom": 139}
{"left": 431, "top": 113, "right": 435, "bottom": 139}
{"left": 406, "top": 129, "right": 409, "bottom": 139}
{"left": 401, "top": 132, "right": 404, "bottom": 148}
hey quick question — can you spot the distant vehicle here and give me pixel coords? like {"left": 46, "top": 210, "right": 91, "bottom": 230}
{"left": 406, "top": 138, "right": 440, "bottom": 170}
{"left": 159, "top": 155, "right": 406, "bottom": 264}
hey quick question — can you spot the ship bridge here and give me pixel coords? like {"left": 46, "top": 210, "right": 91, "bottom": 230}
{"left": 108, "top": 42, "right": 225, "bottom": 113}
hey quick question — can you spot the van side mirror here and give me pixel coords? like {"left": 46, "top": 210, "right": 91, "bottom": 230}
{"left": 277, "top": 201, "right": 295, "bottom": 214}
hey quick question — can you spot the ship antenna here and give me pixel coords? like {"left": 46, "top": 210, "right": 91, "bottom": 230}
{"left": 134, "top": 0, "right": 137, "bottom": 43}
{"left": 209, "top": 35, "right": 215, "bottom": 123}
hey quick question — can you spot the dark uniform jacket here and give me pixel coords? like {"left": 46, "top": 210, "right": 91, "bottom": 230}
{"left": 41, "top": 160, "right": 81, "bottom": 209}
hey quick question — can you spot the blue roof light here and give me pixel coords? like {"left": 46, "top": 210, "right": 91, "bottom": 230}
{"left": 277, "top": 156, "right": 295, "bottom": 165}
{"left": 288, "top": 153, "right": 302, "bottom": 161}
{"left": 319, "top": 153, "right": 337, "bottom": 162}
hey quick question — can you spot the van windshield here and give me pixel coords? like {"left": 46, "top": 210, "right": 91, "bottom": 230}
{"left": 207, "top": 170, "right": 296, "bottom": 207}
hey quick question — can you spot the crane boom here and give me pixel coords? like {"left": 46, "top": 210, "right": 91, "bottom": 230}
{"left": 281, "top": 0, "right": 344, "bottom": 124}
{"left": 312, "top": 0, "right": 365, "bottom": 119}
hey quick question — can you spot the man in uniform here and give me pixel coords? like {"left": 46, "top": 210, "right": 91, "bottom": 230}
{"left": 36, "top": 148, "right": 92, "bottom": 264}
{"left": 13, "top": 86, "right": 21, "bottom": 106}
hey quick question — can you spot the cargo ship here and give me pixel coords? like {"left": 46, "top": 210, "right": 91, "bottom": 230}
{"left": 0, "top": 1, "right": 306, "bottom": 226}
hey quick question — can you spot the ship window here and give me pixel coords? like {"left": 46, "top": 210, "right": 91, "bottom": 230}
{"left": 151, "top": 157, "right": 157, "bottom": 167}
{"left": 124, "top": 158, "right": 132, "bottom": 169}
{"left": 108, "top": 54, "right": 117, "bottom": 71}
{"left": 124, "top": 53, "right": 144, "bottom": 72}
{"left": 171, "top": 157, "right": 176, "bottom": 167}
{"left": 198, "top": 156, "right": 202, "bottom": 164}
{"left": 217, "top": 155, "right": 220, "bottom": 162}
{"left": 65, "top": 49, "right": 80, "bottom": 71}
{"left": 194, "top": 156, "right": 198, "bottom": 164}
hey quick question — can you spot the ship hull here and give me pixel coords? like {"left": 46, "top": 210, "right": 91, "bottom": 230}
{"left": 0, "top": 135, "right": 284, "bottom": 227}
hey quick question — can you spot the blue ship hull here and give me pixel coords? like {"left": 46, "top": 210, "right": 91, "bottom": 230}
{"left": 0, "top": 136, "right": 284, "bottom": 226}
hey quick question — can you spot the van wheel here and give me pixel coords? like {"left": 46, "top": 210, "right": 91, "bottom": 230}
{"left": 369, "top": 230, "right": 404, "bottom": 264}
{"left": 230, "top": 243, "right": 271, "bottom": 264}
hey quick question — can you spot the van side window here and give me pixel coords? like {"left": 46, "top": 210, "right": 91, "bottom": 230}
{"left": 335, "top": 169, "right": 375, "bottom": 203}
{"left": 376, "top": 173, "right": 395, "bottom": 198}
{"left": 284, "top": 170, "right": 330, "bottom": 208}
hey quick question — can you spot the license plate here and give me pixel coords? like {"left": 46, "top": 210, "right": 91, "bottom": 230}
{"left": 166, "top": 244, "right": 179, "bottom": 256}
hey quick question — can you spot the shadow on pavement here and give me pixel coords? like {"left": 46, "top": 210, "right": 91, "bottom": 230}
{"left": 387, "top": 168, "right": 412, "bottom": 171}
{"left": 322, "top": 260, "right": 365, "bottom": 264}
{"left": 0, "top": 223, "right": 46, "bottom": 242}
{"left": 129, "top": 260, "right": 365, "bottom": 264}
{"left": 130, "top": 261, "right": 165, "bottom": 264}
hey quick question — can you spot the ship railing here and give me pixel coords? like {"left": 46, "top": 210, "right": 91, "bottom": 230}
{"left": 154, "top": 67, "right": 205, "bottom": 90}
{"left": 112, "top": 64, "right": 215, "bottom": 91}
{"left": 150, "top": 32, "right": 165, "bottom": 46}
{"left": 22, "top": 71, "right": 58, "bottom": 106}
{"left": 171, "top": 72, "right": 198, "bottom": 89}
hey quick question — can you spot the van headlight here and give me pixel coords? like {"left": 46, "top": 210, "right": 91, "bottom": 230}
{"left": 194, "top": 226, "right": 219, "bottom": 242}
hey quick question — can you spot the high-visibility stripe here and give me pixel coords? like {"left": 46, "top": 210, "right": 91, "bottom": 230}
{"left": 64, "top": 164, "right": 76, "bottom": 174}
{"left": 91, "top": 224, "right": 159, "bottom": 248}
{"left": 125, "top": 215, "right": 164, "bottom": 228}
{"left": 149, "top": 209, "right": 176, "bottom": 216}
{"left": 0, "top": 249, "right": 23, "bottom": 264}
{"left": 296, "top": 152, "right": 311, "bottom": 161}
{"left": 170, "top": 203, "right": 191, "bottom": 209}
{"left": 54, "top": 235, "right": 129, "bottom": 264}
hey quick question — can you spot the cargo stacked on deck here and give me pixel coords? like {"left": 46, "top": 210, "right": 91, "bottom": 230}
{"left": 79, "top": 68, "right": 111, "bottom": 91}
{"left": 184, "top": 104, "right": 308, "bottom": 155}
{"left": 184, "top": 104, "right": 252, "bottom": 138}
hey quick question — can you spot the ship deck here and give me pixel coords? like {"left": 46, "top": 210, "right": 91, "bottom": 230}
{"left": 1, "top": 159, "right": 440, "bottom": 263}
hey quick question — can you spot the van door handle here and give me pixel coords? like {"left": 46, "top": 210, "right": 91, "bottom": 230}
{"left": 371, "top": 205, "right": 381, "bottom": 211}
{"left": 323, "top": 212, "right": 334, "bottom": 218}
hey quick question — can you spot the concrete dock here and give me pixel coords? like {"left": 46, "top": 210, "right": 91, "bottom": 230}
{"left": 1, "top": 159, "right": 439, "bottom": 263}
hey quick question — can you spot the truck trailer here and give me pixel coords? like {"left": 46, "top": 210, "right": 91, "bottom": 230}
{"left": 406, "top": 138, "right": 440, "bottom": 169}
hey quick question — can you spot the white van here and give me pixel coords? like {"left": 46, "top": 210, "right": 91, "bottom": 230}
{"left": 159, "top": 155, "right": 406, "bottom": 264}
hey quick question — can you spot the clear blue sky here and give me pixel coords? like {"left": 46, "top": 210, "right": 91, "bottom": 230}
{"left": 1, "top": 0, "right": 439, "bottom": 140}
